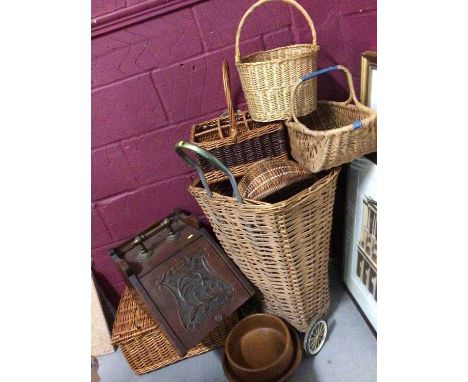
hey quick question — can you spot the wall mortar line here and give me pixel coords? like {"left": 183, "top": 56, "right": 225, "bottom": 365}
{"left": 92, "top": 34, "right": 266, "bottom": 91}
{"left": 93, "top": 170, "right": 195, "bottom": 205}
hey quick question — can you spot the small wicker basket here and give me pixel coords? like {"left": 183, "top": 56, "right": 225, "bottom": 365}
{"left": 111, "top": 287, "right": 238, "bottom": 375}
{"left": 235, "top": 0, "right": 319, "bottom": 122}
{"left": 190, "top": 60, "right": 288, "bottom": 184}
{"left": 286, "top": 65, "right": 377, "bottom": 173}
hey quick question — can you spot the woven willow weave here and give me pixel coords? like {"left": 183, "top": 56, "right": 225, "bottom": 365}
{"left": 237, "top": 157, "right": 313, "bottom": 201}
{"left": 190, "top": 60, "right": 288, "bottom": 183}
{"left": 188, "top": 167, "right": 340, "bottom": 332}
{"left": 286, "top": 65, "right": 377, "bottom": 172}
{"left": 235, "top": 0, "right": 319, "bottom": 122}
{"left": 111, "top": 287, "right": 238, "bottom": 375}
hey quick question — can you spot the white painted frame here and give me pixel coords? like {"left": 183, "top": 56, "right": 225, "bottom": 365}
{"left": 344, "top": 157, "right": 377, "bottom": 330}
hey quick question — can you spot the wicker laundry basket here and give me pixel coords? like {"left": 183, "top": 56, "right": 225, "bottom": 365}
{"left": 286, "top": 65, "right": 377, "bottom": 173}
{"left": 175, "top": 141, "right": 339, "bottom": 333}
{"left": 190, "top": 60, "right": 288, "bottom": 183}
{"left": 235, "top": 0, "right": 319, "bottom": 122}
{"left": 111, "top": 287, "right": 238, "bottom": 375}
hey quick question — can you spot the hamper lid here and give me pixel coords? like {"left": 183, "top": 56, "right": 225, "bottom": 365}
{"left": 111, "top": 287, "right": 157, "bottom": 345}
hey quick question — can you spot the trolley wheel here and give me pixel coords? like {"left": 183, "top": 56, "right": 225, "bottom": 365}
{"left": 303, "top": 319, "right": 328, "bottom": 356}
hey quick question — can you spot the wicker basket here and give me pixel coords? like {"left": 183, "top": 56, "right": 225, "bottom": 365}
{"left": 237, "top": 157, "right": 313, "bottom": 201}
{"left": 286, "top": 65, "right": 377, "bottom": 173}
{"left": 175, "top": 142, "right": 339, "bottom": 332}
{"left": 235, "top": 0, "right": 319, "bottom": 122}
{"left": 111, "top": 287, "right": 238, "bottom": 375}
{"left": 190, "top": 60, "right": 288, "bottom": 184}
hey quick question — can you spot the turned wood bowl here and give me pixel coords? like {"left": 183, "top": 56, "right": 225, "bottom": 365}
{"left": 224, "top": 313, "right": 295, "bottom": 382}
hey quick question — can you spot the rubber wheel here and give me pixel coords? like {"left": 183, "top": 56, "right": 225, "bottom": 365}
{"left": 303, "top": 319, "right": 328, "bottom": 356}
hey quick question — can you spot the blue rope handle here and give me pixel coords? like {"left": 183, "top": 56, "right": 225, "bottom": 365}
{"left": 300, "top": 65, "right": 339, "bottom": 82}
{"left": 352, "top": 120, "right": 363, "bottom": 130}
{"left": 299, "top": 65, "right": 363, "bottom": 129}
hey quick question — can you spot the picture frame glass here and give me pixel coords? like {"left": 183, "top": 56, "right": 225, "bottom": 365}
{"left": 344, "top": 157, "right": 377, "bottom": 330}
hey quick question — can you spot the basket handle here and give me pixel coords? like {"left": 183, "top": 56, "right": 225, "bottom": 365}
{"left": 290, "top": 64, "right": 362, "bottom": 124}
{"left": 222, "top": 59, "right": 238, "bottom": 139}
{"left": 174, "top": 141, "right": 243, "bottom": 203}
{"left": 235, "top": 0, "right": 317, "bottom": 63}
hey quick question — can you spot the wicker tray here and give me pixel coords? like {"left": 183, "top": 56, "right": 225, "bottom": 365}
{"left": 111, "top": 287, "right": 238, "bottom": 375}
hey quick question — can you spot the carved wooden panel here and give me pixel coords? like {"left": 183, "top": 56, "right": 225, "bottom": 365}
{"left": 140, "top": 235, "right": 254, "bottom": 354}
{"left": 156, "top": 248, "right": 234, "bottom": 330}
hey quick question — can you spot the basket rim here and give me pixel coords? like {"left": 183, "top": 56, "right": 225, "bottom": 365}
{"left": 285, "top": 100, "right": 377, "bottom": 137}
{"left": 190, "top": 109, "right": 250, "bottom": 143}
{"left": 191, "top": 110, "right": 248, "bottom": 129}
{"left": 236, "top": 43, "right": 319, "bottom": 67}
{"left": 190, "top": 111, "right": 283, "bottom": 147}
{"left": 189, "top": 166, "right": 340, "bottom": 210}
{"left": 237, "top": 158, "right": 312, "bottom": 201}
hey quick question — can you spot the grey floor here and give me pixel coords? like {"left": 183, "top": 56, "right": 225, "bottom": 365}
{"left": 96, "top": 269, "right": 376, "bottom": 382}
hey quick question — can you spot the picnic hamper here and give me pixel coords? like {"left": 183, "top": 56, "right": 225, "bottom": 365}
{"left": 111, "top": 287, "right": 239, "bottom": 375}
{"left": 235, "top": 0, "right": 319, "bottom": 122}
{"left": 286, "top": 65, "right": 377, "bottom": 173}
{"left": 190, "top": 60, "right": 288, "bottom": 183}
{"left": 175, "top": 141, "right": 339, "bottom": 332}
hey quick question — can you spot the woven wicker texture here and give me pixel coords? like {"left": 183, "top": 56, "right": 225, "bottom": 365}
{"left": 237, "top": 157, "right": 313, "bottom": 201}
{"left": 188, "top": 167, "right": 340, "bottom": 332}
{"left": 286, "top": 65, "right": 377, "bottom": 173}
{"left": 235, "top": 0, "right": 319, "bottom": 122}
{"left": 190, "top": 60, "right": 288, "bottom": 183}
{"left": 111, "top": 287, "right": 238, "bottom": 375}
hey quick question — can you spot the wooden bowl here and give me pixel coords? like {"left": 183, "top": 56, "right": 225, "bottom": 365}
{"left": 222, "top": 329, "right": 302, "bottom": 382}
{"left": 224, "top": 313, "right": 295, "bottom": 382}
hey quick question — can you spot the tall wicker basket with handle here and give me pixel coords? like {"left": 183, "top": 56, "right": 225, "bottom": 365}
{"left": 190, "top": 60, "right": 288, "bottom": 183}
{"left": 235, "top": 0, "right": 319, "bottom": 122}
{"left": 111, "top": 287, "right": 238, "bottom": 375}
{"left": 175, "top": 141, "right": 339, "bottom": 333}
{"left": 286, "top": 65, "right": 377, "bottom": 173}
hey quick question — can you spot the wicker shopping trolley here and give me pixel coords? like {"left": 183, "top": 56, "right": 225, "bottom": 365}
{"left": 175, "top": 141, "right": 339, "bottom": 356}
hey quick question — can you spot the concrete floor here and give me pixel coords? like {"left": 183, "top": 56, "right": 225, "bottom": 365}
{"left": 96, "top": 269, "right": 376, "bottom": 382}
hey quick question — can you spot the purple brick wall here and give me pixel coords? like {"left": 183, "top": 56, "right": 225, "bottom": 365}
{"left": 91, "top": 0, "right": 377, "bottom": 304}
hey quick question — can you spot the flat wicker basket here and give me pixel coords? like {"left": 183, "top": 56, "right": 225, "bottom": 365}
{"left": 190, "top": 60, "right": 288, "bottom": 184}
{"left": 286, "top": 65, "right": 377, "bottom": 173}
{"left": 175, "top": 142, "right": 339, "bottom": 333}
{"left": 237, "top": 157, "right": 313, "bottom": 201}
{"left": 235, "top": 0, "right": 319, "bottom": 122}
{"left": 111, "top": 287, "right": 238, "bottom": 375}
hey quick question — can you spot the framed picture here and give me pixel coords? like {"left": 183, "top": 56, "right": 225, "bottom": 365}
{"left": 344, "top": 156, "right": 377, "bottom": 331}
{"left": 360, "top": 51, "right": 377, "bottom": 111}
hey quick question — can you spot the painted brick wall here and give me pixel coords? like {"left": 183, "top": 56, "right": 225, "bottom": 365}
{"left": 91, "top": 0, "right": 377, "bottom": 305}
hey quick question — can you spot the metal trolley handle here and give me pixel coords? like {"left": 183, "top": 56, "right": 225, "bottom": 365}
{"left": 174, "top": 141, "right": 244, "bottom": 203}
